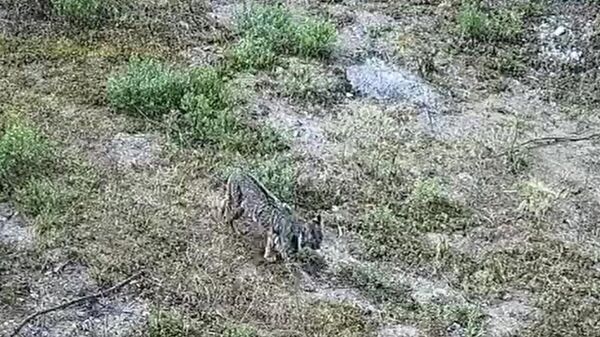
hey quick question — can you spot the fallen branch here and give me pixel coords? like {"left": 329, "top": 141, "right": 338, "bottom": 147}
{"left": 9, "top": 271, "right": 144, "bottom": 337}
{"left": 493, "top": 133, "right": 600, "bottom": 158}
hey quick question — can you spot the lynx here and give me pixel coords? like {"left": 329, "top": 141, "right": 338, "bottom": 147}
{"left": 220, "top": 170, "right": 323, "bottom": 262}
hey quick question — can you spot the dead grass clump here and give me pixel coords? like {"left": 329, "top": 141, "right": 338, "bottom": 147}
{"left": 275, "top": 58, "right": 347, "bottom": 104}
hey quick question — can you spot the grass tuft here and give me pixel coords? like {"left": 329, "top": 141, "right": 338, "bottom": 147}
{"left": 276, "top": 58, "right": 344, "bottom": 103}
{"left": 294, "top": 18, "right": 337, "bottom": 58}
{"left": 0, "top": 119, "right": 52, "bottom": 193}
{"left": 231, "top": 4, "right": 336, "bottom": 71}
{"left": 458, "top": 2, "right": 523, "bottom": 43}
{"left": 107, "top": 58, "right": 188, "bottom": 118}
{"left": 149, "top": 311, "right": 195, "bottom": 337}
{"left": 50, "top": 0, "right": 121, "bottom": 25}
{"left": 404, "top": 178, "right": 471, "bottom": 232}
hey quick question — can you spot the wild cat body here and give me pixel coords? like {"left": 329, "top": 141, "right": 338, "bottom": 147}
{"left": 220, "top": 171, "right": 322, "bottom": 262}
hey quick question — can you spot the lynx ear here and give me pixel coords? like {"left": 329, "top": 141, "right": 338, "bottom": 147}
{"left": 313, "top": 213, "right": 323, "bottom": 228}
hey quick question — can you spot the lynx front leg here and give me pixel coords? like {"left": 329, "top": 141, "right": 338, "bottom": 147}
{"left": 221, "top": 198, "right": 244, "bottom": 234}
{"left": 264, "top": 230, "right": 276, "bottom": 262}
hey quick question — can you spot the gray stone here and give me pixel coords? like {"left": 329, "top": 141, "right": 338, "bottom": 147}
{"left": 552, "top": 26, "right": 566, "bottom": 37}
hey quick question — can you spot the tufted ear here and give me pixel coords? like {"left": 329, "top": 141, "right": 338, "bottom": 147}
{"left": 313, "top": 213, "right": 323, "bottom": 229}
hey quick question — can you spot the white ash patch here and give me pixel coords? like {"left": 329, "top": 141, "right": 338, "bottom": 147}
{"left": 378, "top": 325, "right": 422, "bottom": 337}
{"left": 392, "top": 270, "right": 465, "bottom": 306}
{"left": 3, "top": 264, "right": 148, "bottom": 337}
{"left": 485, "top": 300, "right": 539, "bottom": 337}
{"left": 307, "top": 286, "right": 377, "bottom": 313}
{"left": 334, "top": 9, "right": 395, "bottom": 60}
{"left": 536, "top": 15, "right": 597, "bottom": 69}
{"left": 0, "top": 202, "right": 33, "bottom": 249}
{"left": 346, "top": 57, "right": 443, "bottom": 110}
{"left": 104, "top": 133, "right": 161, "bottom": 169}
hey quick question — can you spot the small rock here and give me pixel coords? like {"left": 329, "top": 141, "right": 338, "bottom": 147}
{"left": 447, "top": 322, "right": 465, "bottom": 337}
{"left": 178, "top": 21, "right": 190, "bottom": 30}
{"left": 552, "top": 26, "right": 566, "bottom": 37}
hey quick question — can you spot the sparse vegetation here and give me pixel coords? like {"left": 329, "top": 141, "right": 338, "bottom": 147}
{"left": 108, "top": 59, "right": 286, "bottom": 153}
{"left": 230, "top": 4, "right": 336, "bottom": 71}
{"left": 2, "top": 1, "right": 600, "bottom": 337}
{"left": 276, "top": 58, "right": 344, "bottom": 103}
{"left": 107, "top": 59, "right": 189, "bottom": 118}
{"left": 458, "top": 2, "right": 524, "bottom": 42}
{"left": 50, "top": 0, "right": 121, "bottom": 25}
{"left": 149, "top": 311, "right": 197, "bottom": 337}
{"left": 0, "top": 119, "right": 52, "bottom": 193}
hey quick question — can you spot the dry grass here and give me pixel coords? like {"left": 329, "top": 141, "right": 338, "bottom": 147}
{"left": 2, "top": 1, "right": 600, "bottom": 337}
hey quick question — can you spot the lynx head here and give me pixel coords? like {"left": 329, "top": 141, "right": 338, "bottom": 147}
{"left": 302, "top": 214, "right": 323, "bottom": 250}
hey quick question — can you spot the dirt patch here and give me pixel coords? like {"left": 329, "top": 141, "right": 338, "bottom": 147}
{"left": 332, "top": 8, "right": 395, "bottom": 61}
{"left": 0, "top": 203, "right": 33, "bottom": 249}
{"left": 485, "top": 299, "right": 539, "bottom": 337}
{"left": 104, "top": 133, "right": 162, "bottom": 170}
{"left": 378, "top": 324, "right": 422, "bottom": 337}
{"left": 257, "top": 96, "right": 332, "bottom": 158}
{"left": 345, "top": 57, "right": 444, "bottom": 110}
{"left": 2, "top": 264, "right": 148, "bottom": 337}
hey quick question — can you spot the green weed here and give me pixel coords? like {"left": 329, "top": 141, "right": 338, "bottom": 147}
{"left": 304, "top": 302, "right": 372, "bottom": 337}
{"left": 149, "top": 311, "right": 195, "bottom": 337}
{"left": 276, "top": 58, "right": 343, "bottom": 103}
{"left": 294, "top": 18, "right": 337, "bottom": 58}
{"left": 218, "top": 154, "right": 296, "bottom": 203}
{"left": 458, "top": 3, "right": 488, "bottom": 40}
{"left": 231, "top": 5, "right": 336, "bottom": 71}
{"left": 352, "top": 205, "right": 431, "bottom": 262}
{"left": 0, "top": 120, "right": 52, "bottom": 193}
{"left": 404, "top": 178, "right": 471, "bottom": 232}
{"left": 50, "top": 0, "right": 121, "bottom": 25}
{"left": 229, "top": 37, "right": 279, "bottom": 71}
{"left": 458, "top": 2, "right": 523, "bottom": 42}
{"left": 224, "top": 324, "right": 258, "bottom": 337}
{"left": 107, "top": 58, "right": 188, "bottom": 118}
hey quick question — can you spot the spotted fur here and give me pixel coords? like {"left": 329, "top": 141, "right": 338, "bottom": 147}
{"left": 220, "top": 170, "right": 323, "bottom": 262}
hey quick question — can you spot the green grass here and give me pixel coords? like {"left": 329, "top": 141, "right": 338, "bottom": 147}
{"left": 0, "top": 119, "right": 52, "bottom": 194}
{"left": 276, "top": 58, "right": 344, "bottom": 103}
{"left": 230, "top": 4, "right": 336, "bottom": 71}
{"left": 458, "top": 2, "right": 524, "bottom": 42}
{"left": 107, "top": 58, "right": 189, "bottom": 118}
{"left": 304, "top": 302, "right": 372, "bottom": 337}
{"left": 50, "top": 0, "right": 122, "bottom": 25}
{"left": 149, "top": 311, "right": 197, "bottom": 337}
{"left": 108, "top": 59, "right": 287, "bottom": 154}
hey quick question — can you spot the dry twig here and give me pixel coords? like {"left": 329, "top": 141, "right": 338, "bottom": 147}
{"left": 9, "top": 271, "right": 144, "bottom": 337}
{"left": 493, "top": 133, "right": 600, "bottom": 158}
